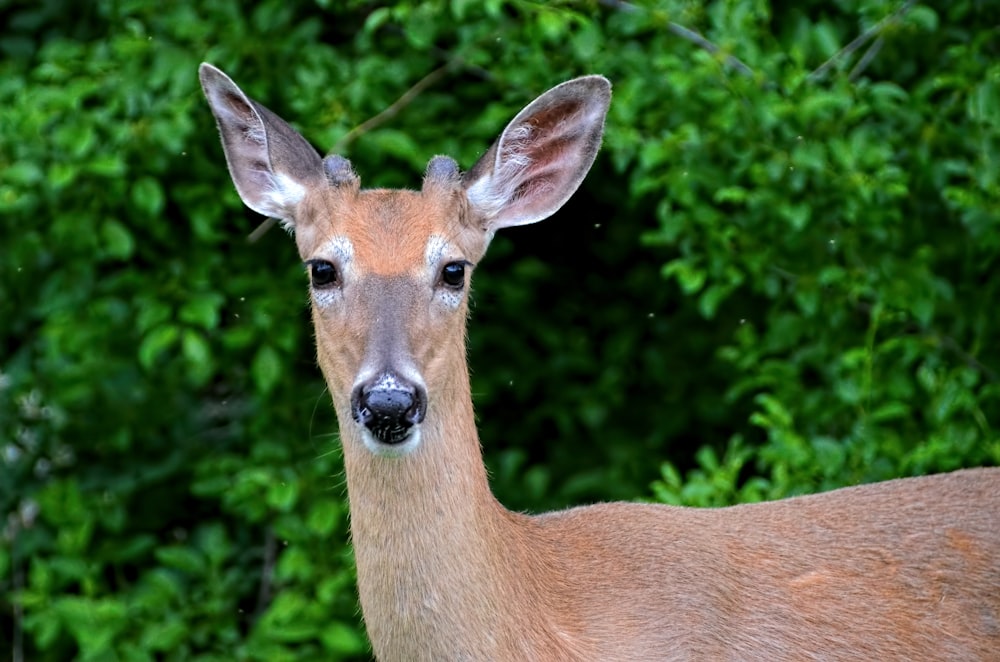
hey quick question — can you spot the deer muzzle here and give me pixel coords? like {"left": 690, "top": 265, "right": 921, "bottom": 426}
{"left": 351, "top": 372, "right": 427, "bottom": 445}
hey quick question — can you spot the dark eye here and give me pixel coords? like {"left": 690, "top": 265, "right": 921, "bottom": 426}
{"left": 441, "top": 261, "right": 466, "bottom": 289}
{"left": 306, "top": 260, "right": 339, "bottom": 288}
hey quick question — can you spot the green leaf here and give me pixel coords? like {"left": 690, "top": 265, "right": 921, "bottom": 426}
{"left": 968, "top": 76, "right": 1000, "bottom": 125}
{"left": 101, "top": 220, "right": 135, "bottom": 259}
{"left": 179, "top": 292, "right": 223, "bottom": 330}
{"left": 362, "top": 6, "right": 391, "bottom": 33}
{"left": 6, "top": 161, "right": 44, "bottom": 186}
{"left": 265, "top": 590, "right": 307, "bottom": 623}
{"left": 139, "top": 325, "right": 180, "bottom": 370}
{"left": 143, "top": 618, "right": 188, "bottom": 652}
{"left": 47, "top": 161, "right": 76, "bottom": 188}
{"left": 905, "top": 6, "right": 939, "bottom": 33}
{"left": 196, "top": 522, "right": 231, "bottom": 568}
{"left": 368, "top": 129, "right": 422, "bottom": 165}
{"left": 87, "top": 153, "right": 126, "bottom": 178}
{"left": 267, "top": 479, "right": 299, "bottom": 512}
{"left": 870, "top": 401, "right": 910, "bottom": 422}
{"left": 321, "top": 620, "right": 369, "bottom": 655}
{"left": 661, "top": 259, "right": 706, "bottom": 295}
{"left": 306, "top": 499, "right": 340, "bottom": 537}
{"left": 698, "top": 283, "right": 730, "bottom": 319}
{"left": 54, "top": 597, "right": 127, "bottom": 660}
{"left": 713, "top": 186, "right": 748, "bottom": 204}
{"left": 251, "top": 345, "right": 283, "bottom": 394}
{"left": 155, "top": 546, "right": 206, "bottom": 575}
{"left": 131, "top": 176, "right": 165, "bottom": 217}
{"left": 181, "top": 329, "right": 211, "bottom": 366}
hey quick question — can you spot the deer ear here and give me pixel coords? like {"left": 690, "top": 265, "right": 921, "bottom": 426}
{"left": 198, "top": 63, "right": 325, "bottom": 225}
{"left": 463, "top": 76, "right": 611, "bottom": 231}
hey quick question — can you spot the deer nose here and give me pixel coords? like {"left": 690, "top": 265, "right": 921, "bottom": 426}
{"left": 351, "top": 372, "right": 427, "bottom": 444}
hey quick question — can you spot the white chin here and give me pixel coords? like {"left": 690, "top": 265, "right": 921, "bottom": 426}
{"left": 359, "top": 427, "right": 422, "bottom": 457}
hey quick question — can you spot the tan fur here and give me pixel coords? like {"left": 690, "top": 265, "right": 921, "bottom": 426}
{"left": 197, "top": 64, "right": 1000, "bottom": 661}
{"left": 298, "top": 187, "right": 1000, "bottom": 661}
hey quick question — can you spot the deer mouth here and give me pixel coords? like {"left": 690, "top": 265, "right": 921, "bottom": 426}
{"left": 360, "top": 413, "right": 415, "bottom": 445}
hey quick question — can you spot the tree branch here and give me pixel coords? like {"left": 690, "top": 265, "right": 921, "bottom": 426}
{"left": 331, "top": 62, "right": 453, "bottom": 154}
{"left": 247, "top": 217, "right": 278, "bottom": 243}
{"left": 598, "top": 0, "right": 755, "bottom": 77}
{"left": 248, "top": 63, "right": 454, "bottom": 242}
{"left": 939, "top": 334, "right": 999, "bottom": 383}
{"left": 807, "top": 0, "right": 916, "bottom": 83}
{"left": 855, "top": 300, "right": 998, "bottom": 383}
{"left": 664, "top": 21, "right": 755, "bottom": 78}
{"left": 849, "top": 36, "right": 885, "bottom": 82}
{"left": 253, "top": 524, "right": 277, "bottom": 618}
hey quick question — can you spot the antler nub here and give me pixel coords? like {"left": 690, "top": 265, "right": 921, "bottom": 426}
{"left": 324, "top": 154, "right": 360, "bottom": 188}
{"left": 424, "top": 155, "right": 461, "bottom": 188}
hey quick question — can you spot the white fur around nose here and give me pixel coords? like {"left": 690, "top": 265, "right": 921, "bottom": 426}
{"left": 354, "top": 365, "right": 426, "bottom": 400}
{"left": 354, "top": 371, "right": 426, "bottom": 458}
{"left": 371, "top": 372, "right": 405, "bottom": 391}
{"left": 359, "top": 426, "right": 422, "bottom": 458}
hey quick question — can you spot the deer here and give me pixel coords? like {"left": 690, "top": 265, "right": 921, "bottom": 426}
{"left": 198, "top": 63, "right": 1000, "bottom": 661}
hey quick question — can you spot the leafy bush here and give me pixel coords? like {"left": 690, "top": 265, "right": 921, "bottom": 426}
{"left": 2, "top": 0, "right": 997, "bottom": 659}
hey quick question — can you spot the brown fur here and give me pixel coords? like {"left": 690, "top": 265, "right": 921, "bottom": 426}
{"left": 303, "top": 184, "right": 1000, "bottom": 661}
{"left": 198, "top": 63, "right": 1000, "bottom": 661}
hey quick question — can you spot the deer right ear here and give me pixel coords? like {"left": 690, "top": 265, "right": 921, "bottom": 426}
{"left": 198, "top": 63, "right": 326, "bottom": 225}
{"left": 462, "top": 76, "right": 611, "bottom": 232}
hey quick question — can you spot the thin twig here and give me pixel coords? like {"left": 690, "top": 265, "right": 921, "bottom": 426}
{"left": 807, "top": 0, "right": 916, "bottom": 83}
{"left": 939, "top": 335, "right": 999, "bottom": 383}
{"left": 249, "top": 64, "right": 454, "bottom": 242}
{"left": 599, "top": 0, "right": 755, "bottom": 77}
{"left": 598, "top": 0, "right": 639, "bottom": 11}
{"left": 12, "top": 554, "right": 23, "bottom": 662}
{"left": 664, "top": 22, "right": 755, "bottom": 78}
{"left": 247, "top": 217, "right": 277, "bottom": 243}
{"left": 331, "top": 63, "right": 452, "bottom": 154}
{"left": 254, "top": 524, "right": 277, "bottom": 618}
{"left": 849, "top": 36, "right": 885, "bottom": 82}
{"left": 855, "top": 301, "right": 999, "bottom": 383}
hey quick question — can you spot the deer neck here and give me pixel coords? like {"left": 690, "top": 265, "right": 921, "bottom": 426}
{"left": 337, "top": 362, "right": 566, "bottom": 660}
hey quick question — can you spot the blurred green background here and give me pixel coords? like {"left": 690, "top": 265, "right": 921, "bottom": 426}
{"left": 2, "top": 0, "right": 998, "bottom": 659}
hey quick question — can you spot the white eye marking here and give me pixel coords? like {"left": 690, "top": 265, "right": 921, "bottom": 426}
{"left": 437, "top": 290, "right": 463, "bottom": 309}
{"left": 309, "top": 236, "right": 354, "bottom": 308}
{"left": 425, "top": 234, "right": 448, "bottom": 267}
{"left": 311, "top": 287, "right": 340, "bottom": 308}
{"left": 425, "top": 235, "right": 466, "bottom": 310}
{"left": 319, "top": 235, "right": 355, "bottom": 265}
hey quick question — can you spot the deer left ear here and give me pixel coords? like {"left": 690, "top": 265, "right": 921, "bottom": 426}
{"left": 462, "top": 76, "right": 611, "bottom": 232}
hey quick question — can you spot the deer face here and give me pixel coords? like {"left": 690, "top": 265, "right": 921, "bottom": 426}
{"left": 290, "top": 162, "right": 490, "bottom": 455}
{"left": 199, "top": 63, "right": 610, "bottom": 456}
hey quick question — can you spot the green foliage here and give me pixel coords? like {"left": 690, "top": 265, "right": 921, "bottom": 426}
{"left": 2, "top": 0, "right": 997, "bottom": 659}
{"left": 635, "top": 1, "right": 1000, "bottom": 504}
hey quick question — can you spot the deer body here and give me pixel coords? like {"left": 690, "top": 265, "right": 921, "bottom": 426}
{"left": 199, "top": 64, "right": 1000, "bottom": 660}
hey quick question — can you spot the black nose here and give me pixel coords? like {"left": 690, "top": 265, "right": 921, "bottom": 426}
{"left": 351, "top": 373, "right": 426, "bottom": 444}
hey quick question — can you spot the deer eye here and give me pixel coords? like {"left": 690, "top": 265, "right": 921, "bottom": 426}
{"left": 306, "top": 260, "right": 339, "bottom": 288}
{"left": 440, "top": 261, "right": 467, "bottom": 289}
